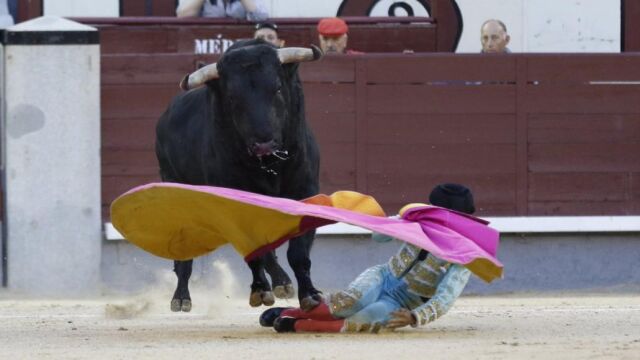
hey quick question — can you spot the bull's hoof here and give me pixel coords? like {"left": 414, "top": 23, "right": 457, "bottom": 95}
{"left": 299, "top": 296, "right": 321, "bottom": 312}
{"left": 171, "top": 299, "right": 192, "bottom": 312}
{"left": 250, "top": 290, "right": 276, "bottom": 307}
{"left": 181, "top": 299, "right": 192, "bottom": 312}
{"left": 261, "top": 291, "right": 275, "bottom": 306}
{"left": 249, "top": 291, "right": 263, "bottom": 307}
{"left": 171, "top": 299, "right": 182, "bottom": 312}
{"left": 273, "top": 284, "right": 295, "bottom": 299}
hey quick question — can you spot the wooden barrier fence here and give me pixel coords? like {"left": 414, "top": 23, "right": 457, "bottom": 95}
{"left": 101, "top": 53, "right": 640, "bottom": 218}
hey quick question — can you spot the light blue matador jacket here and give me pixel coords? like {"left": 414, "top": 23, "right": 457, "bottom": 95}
{"left": 327, "top": 225, "right": 471, "bottom": 331}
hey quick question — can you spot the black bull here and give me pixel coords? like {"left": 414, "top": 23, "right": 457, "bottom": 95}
{"left": 155, "top": 40, "right": 324, "bottom": 312}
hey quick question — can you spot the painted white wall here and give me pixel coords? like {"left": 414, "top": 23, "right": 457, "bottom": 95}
{"left": 523, "top": 0, "right": 620, "bottom": 52}
{"left": 38, "top": 0, "right": 622, "bottom": 50}
{"left": 267, "top": 0, "right": 429, "bottom": 17}
{"left": 267, "top": 0, "right": 342, "bottom": 17}
{"left": 269, "top": 0, "right": 621, "bottom": 52}
{"left": 44, "top": 0, "right": 119, "bottom": 17}
{"left": 455, "top": 0, "right": 620, "bottom": 53}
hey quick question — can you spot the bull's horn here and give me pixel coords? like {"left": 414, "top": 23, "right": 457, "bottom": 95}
{"left": 179, "top": 63, "right": 219, "bottom": 91}
{"left": 277, "top": 45, "right": 324, "bottom": 64}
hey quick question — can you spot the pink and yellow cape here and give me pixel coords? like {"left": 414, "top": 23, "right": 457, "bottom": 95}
{"left": 111, "top": 183, "right": 503, "bottom": 283}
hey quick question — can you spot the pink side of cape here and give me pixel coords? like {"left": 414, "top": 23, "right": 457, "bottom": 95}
{"left": 120, "top": 183, "right": 502, "bottom": 270}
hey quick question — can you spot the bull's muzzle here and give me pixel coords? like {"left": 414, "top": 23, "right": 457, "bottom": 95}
{"left": 250, "top": 140, "right": 278, "bottom": 157}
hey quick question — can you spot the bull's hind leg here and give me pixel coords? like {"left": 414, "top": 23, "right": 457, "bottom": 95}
{"left": 264, "top": 250, "right": 295, "bottom": 299}
{"left": 248, "top": 257, "right": 275, "bottom": 307}
{"left": 171, "top": 260, "right": 193, "bottom": 312}
{"left": 288, "top": 231, "right": 322, "bottom": 311}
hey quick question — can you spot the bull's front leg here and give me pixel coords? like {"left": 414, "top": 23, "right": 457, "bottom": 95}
{"left": 288, "top": 230, "right": 321, "bottom": 311}
{"left": 248, "top": 256, "right": 275, "bottom": 307}
{"left": 172, "top": 259, "right": 193, "bottom": 312}
{"left": 263, "top": 250, "right": 295, "bottom": 299}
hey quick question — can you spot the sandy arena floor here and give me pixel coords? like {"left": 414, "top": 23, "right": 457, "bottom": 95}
{"left": 0, "top": 292, "right": 638, "bottom": 360}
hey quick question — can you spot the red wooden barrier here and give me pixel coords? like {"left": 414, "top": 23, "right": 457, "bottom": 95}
{"left": 75, "top": 17, "right": 440, "bottom": 55}
{"left": 101, "top": 53, "right": 640, "bottom": 218}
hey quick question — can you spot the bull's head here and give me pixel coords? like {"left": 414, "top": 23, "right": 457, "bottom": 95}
{"left": 180, "top": 41, "right": 323, "bottom": 163}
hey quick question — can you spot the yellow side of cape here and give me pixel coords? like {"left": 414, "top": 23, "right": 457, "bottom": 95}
{"left": 111, "top": 187, "right": 384, "bottom": 261}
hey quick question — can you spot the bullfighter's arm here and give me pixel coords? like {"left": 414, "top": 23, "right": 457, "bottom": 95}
{"left": 410, "top": 264, "right": 470, "bottom": 326}
{"left": 176, "top": 0, "right": 204, "bottom": 17}
{"left": 228, "top": 0, "right": 269, "bottom": 22}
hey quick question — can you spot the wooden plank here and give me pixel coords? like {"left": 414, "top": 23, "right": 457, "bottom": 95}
{"left": 102, "top": 84, "right": 179, "bottom": 119}
{"left": 120, "top": 0, "right": 146, "bottom": 16}
{"left": 526, "top": 54, "right": 640, "bottom": 82}
{"left": 528, "top": 114, "right": 640, "bottom": 144}
{"left": 17, "top": 0, "right": 42, "bottom": 22}
{"left": 348, "top": 27, "right": 437, "bottom": 53}
{"left": 624, "top": 0, "right": 640, "bottom": 51}
{"left": 366, "top": 114, "right": 514, "bottom": 145}
{"left": 365, "top": 55, "right": 516, "bottom": 83}
{"left": 93, "top": 19, "right": 438, "bottom": 55}
{"left": 366, "top": 144, "right": 516, "bottom": 174}
{"left": 529, "top": 173, "right": 629, "bottom": 201}
{"left": 525, "top": 84, "right": 640, "bottom": 113}
{"left": 98, "top": 27, "right": 177, "bottom": 54}
{"left": 102, "top": 149, "right": 159, "bottom": 176}
{"left": 367, "top": 173, "right": 517, "bottom": 216}
{"left": 303, "top": 83, "right": 356, "bottom": 115}
{"left": 355, "top": 59, "right": 368, "bottom": 193}
{"left": 102, "top": 118, "right": 158, "bottom": 150}
{"left": 300, "top": 59, "right": 356, "bottom": 83}
{"left": 632, "top": 173, "right": 640, "bottom": 200}
{"left": 319, "top": 144, "right": 357, "bottom": 193}
{"left": 432, "top": 0, "right": 463, "bottom": 52}
{"left": 515, "top": 57, "right": 528, "bottom": 215}
{"left": 528, "top": 201, "right": 634, "bottom": 216}
{"left": 529, "top": 143, "right": 640, "bottom": 172}
{"left": 101, "top": 54, "right": 217, "bottom": 85}
{"left": 308, "top": 112, "right": 356, "bottom": 145}
{"left": 367, "top": 84, "right": 516, "bottom": 114}
{"left": 152, "top": 0, "right": 177, "bottom": 16}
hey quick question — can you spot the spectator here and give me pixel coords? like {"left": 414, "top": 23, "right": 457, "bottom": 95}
{"left": 176, "top": 0, "right": 268, "bottom": 22}
{"left": 317, "top": 17, "right": 362, "bottom": 55}
{"left": 254, "top": 22, "right": 284, "bottom": 48}
{"left": 480, "top": 19, "right": 511, "bottom": 53}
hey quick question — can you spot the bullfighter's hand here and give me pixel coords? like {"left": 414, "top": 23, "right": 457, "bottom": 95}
{"left": 386, "top": 308, "right": 416, "bottom": 329}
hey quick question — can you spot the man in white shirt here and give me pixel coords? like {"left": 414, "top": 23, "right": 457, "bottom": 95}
{"left": 176, "top": 0, "right": 268, "bottom": 22}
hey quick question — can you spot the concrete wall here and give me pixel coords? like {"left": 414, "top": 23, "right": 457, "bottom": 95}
{"left": 101, "top": 233, "right": 640, "bottom": 298}
{"left": 2, "top": 17, "right": 102, "bottom": 295}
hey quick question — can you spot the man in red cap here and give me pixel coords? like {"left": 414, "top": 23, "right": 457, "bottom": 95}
{"left": 317, "top": 17, "right": 362, "bottom": 55}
